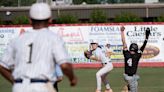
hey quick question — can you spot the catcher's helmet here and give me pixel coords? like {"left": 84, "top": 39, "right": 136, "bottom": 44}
{"left": 129, "top": 43, "right": 138, "bottom": 52}
{"left": 30, "top": 3, "right": 51, "bottom": 20}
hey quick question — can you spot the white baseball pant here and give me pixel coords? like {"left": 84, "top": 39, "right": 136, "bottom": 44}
{"left": 123, "top": 74, "right": 140, "bottom": 92}
{"left": 96, "top": 62, "right": 113, "bottom": 91}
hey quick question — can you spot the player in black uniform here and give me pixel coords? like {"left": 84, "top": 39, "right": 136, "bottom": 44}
{"left": 120, "top": 26, "right": 150, "bottom": 92}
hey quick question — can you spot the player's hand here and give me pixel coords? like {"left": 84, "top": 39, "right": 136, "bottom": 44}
{"left": 120, "top": 26, "right": 125, "bottom": 32}
{"left": 146, "top": 27, "right": 150, "bottom": 39}
{"left": 70, "top": 76, "right": 78, "bottom": 86}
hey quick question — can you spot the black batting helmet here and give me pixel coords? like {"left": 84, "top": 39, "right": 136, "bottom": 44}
{"left": 129, "top": 43, "right": 138, "bottom": 52}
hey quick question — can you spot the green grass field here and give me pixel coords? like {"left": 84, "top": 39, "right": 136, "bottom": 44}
{"left": 0, "top": 68, "right": 164, "bottom": 92}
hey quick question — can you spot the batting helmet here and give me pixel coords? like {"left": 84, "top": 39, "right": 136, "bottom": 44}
{"left": 129, "top": 43, "right": 138, "bottom": 52}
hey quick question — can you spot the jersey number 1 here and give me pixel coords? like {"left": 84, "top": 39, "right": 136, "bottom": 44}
{"left": 27, "top": 43, "right": 33, "bottom": 63}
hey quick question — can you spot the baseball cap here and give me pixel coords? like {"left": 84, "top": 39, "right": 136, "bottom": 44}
{"left": 90, "top": 40, "right": 98, "bottom": 44}
{"left": 104, "top": 41, "right": 110, "bottom": 45}
{"left": 29, "top": 3, "right": 52, "bottom": 20}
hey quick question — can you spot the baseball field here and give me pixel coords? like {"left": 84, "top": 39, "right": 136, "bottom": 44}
{"left": 0, "top": 67, "right": 164, "bottom": 92}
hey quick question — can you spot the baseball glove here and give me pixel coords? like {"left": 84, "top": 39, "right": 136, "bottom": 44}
{"left": 84, "top": 50, "right": 92, "bottom": 59}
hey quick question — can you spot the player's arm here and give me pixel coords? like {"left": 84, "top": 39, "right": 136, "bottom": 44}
{"left": 60, "top": 63, "right": 77, "bottom": 86}
{"left": 0, "top": 65, "right": 14, "bottom": 84}
{"left": 90, "top": 55, "right": 101, "bottom": 61}
{"left": 89, "top": 48, "right": 102, "bottom": 61}
{"left": 84, "top": 50, "right": 101, "bottom": 61}
{"left": 120, "top": 26, "right": 128, "bottom": 50}
{"left": 140, "top": 27, "right": 150, "bottom": 52}
{"left": 106, "top": 51, "right": 115, "bottom": 57}
{"left": 0, "top": 42, "right": 15, "bottom": 84}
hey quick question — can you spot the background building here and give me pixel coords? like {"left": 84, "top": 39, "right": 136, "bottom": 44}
{"left": 0, "top": 0, "right": 164, "bottom": 24}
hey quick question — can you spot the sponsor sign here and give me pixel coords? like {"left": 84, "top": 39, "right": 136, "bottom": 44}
{"left": 0, "top": 23, "right": 164, "bottom": 63}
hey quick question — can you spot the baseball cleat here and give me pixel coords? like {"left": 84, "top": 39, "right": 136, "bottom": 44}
{"left": 95, "top": 89, "right": 101, "bottom": 92}
{"left": 104, "top": 89, "right": 113, "bottom": 92}
{"left": 121, "top": 85, "right": 128, "bottom": 92}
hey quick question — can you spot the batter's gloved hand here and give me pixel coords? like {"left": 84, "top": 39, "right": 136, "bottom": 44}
{"left": 84, "top": 50, "right": 92, "bottom": 59}
{"left": 146, "top": 27, "right": 150, "bottom": 39}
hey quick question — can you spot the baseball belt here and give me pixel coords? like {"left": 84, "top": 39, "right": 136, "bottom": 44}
{"left": 14, "top": 78, "right": 49, "bottom": 83}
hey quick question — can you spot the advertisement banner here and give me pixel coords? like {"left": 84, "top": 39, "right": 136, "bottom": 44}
{"left": 0, "top": 27, "right": 22, "bottom": 57}
{"left": 0, "top": 23, "right": 164, "bottom": 64}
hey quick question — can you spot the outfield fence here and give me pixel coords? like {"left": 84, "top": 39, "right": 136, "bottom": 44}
{"left": 0, "top": 22, "right": 164, "bottom": 67}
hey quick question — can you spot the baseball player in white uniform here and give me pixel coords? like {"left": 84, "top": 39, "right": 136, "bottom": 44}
{"left": 103, "top": 43, "right": 113, "bottom": 58}
{"left": 89, "top": 40, "right": 113, "bottom": 92}
{"left": 0, "top": 3, "right": 77, "bottom": 92}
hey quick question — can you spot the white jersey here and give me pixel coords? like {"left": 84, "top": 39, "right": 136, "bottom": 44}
{"left": 105, "top": 47, "right": 113, "bottom": 53}
{"left": 0, "top": 28, "right": 69, "bottom": 81}
{"left": 92, "top": 47, "right": 111, "bottom": 64}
